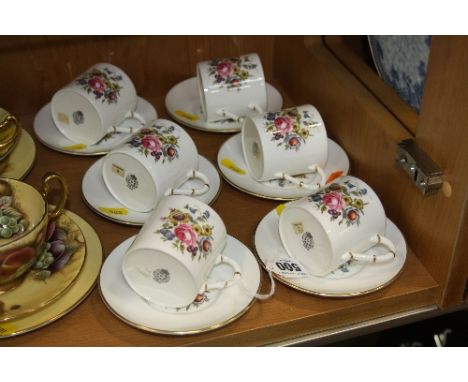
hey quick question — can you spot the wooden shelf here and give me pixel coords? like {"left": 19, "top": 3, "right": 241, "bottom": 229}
{"left": 0, "top": 36, "right": 466, "bottom": 346}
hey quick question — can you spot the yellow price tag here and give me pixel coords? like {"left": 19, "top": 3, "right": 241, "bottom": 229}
{"left": 98, "top": 207, "right": 129, "bottom": 216}
{"left": 0, "top": 322, "right": 17, "bottom": 336}
{"left": 275, "top": 204, "right": 286, "bottom": 216}
{"left": 175, "top": 110, "right": 199, "bottom": 122}
{"left": 220, "top": 158, "right": 246, "bottom": 175}
{"left": 62, "top": 143, "right": 87, "bottom": 150}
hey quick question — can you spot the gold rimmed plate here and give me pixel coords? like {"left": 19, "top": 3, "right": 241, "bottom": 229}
{"left": 99, "top": 235, "right": 261, "bottom": 335}
{"left": 0, "top": 210, "right": 102, "bottom": 338}
{"left": 0, "top": 212, "right": 86, "bottom": 322}
{"left": 254, "top": 207, "right": 407, "bottom": 297}
{"left": 0, "top": 129, "right": 36, "bottom": 180}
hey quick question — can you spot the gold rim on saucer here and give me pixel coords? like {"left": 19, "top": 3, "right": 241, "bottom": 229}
{"left": 0, "top": 210, "right": 103, "bottom": 339}
{"left": 98, "top": 272, "right": 262, "bottom": 336}
{"left": 0, "top": 212, "right": 87, "bottom": 322}
{"left": 0, "top": 129, "right": 36, "bottom": 180}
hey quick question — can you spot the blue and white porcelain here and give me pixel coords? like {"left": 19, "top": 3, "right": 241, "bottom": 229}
{"left": 368, "top": 35, "right": 431, "bottom": 112}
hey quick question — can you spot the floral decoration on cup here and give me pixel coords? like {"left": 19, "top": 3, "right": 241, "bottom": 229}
{"left": 264, "top": 108, "right": 320, "bottom": 151}
{"left": 155, "top": 204, "right": 214, "bottom": 260}
{"left": 207, "top": 56, "right": 257, "bottom": 90}
{"left": 175, "top": 291, "right": 211, "bottom": 312}
{"left": 76, "top": 67, "right": 123, "bottom": 104}
{"left": 127, "top": 124, "right": 180, "bottom": 163}
{"left": 308, "top": 180, "right": 368, "bottom": 226}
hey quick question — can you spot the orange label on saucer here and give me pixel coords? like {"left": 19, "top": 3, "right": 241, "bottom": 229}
{"left": 0, "top": 322, "right": 17, "bottom": 336}
{"left": 275, "top": 204, "right": 286, "bottom": 216}
{"left": 175, "top": 110, "right": 199, "bottom": 121}
{"left": 62, "top": 143, "right": 87, "bottom": 151}
{"left": 326, "top": 170, "right": 344, "bottom": 184}
{"left": 220, "top": 158, "right": 246, "bottom": 175}
{"left": 98, "top": 207, "right": 128, "bottom": 216}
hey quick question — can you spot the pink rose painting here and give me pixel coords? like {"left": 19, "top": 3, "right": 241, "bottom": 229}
{"left": 76, "top": 67, "right": 123, "bottom": 104}
{"left": 322, "top": 192, "right": 345, "bottom": 212}
{"left": 264, "top": 108, "right": 319, "bottom": 151}
{"left": 308, "top": 180, "right": 368, "bottom": 227}
{"left": 274, "top": 116, "right": 293, "bottom": 134}
{"left": 174, "top": 224, "right": 198, "bottom": 247}
{"left": 207, "top": 55, "right": 257, "bottom": 89}
{"left": 216, "top": 62, "right": 234, "bottom": 79}
{"left": 127, "top": 125, "right": 179, "bottom": 164}
{"left": 88, "top": 77, "right": 105, "bottom": 92}
{"left": 141, "top": 135, "right": 162, "bottom": 153}
{"left": 156, "top": 205, "right": 214, "bottom": 260}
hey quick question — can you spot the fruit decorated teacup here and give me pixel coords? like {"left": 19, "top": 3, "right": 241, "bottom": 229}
{"left": 0, "top": 173, "right": 68, "bottom": 286}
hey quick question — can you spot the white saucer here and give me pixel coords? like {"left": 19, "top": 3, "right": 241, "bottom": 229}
{"left": 99, "top": 234, "right": 261, "bottom": 335}
{"left": 217, "top": 134, "right": 350, "bottom": 200}
{"left": 82, "top": 155, "right": 221, "bottom": 226}
{"left": 165, "top": 77, "right": 283, "bottom": 133}
{"left": 254, "top": 207, "right": 407, "bottom": 297}
{"left": 33, "top": 97, "right": 157, "bottom": 156}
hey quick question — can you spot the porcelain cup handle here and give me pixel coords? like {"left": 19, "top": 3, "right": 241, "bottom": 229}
{"left": 107, "top": 109, "right": 146, "bottom": 134}
{"left": 273, "top": 164, "right": 326, "bottom": 191}
{"left": 215, "top": 103, "right": 264, "bottom": 122}
{"left": 164, "top": 169, "right": 210, "bottom": 197}
{"left": 340, "top": 234, "right": 397, "bottom": 264}
{"left": 201, "top": 255, "right": 242, "bottom": 292}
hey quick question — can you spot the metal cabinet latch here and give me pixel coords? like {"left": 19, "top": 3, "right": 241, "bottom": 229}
{"left": 396, "top": 139, "right": 443, "bottom": 197}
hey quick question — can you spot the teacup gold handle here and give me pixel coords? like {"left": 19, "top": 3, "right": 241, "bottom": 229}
{"left": 0, "top": 114, "right": 20, "bottom": 149}
{"left": 40, "top": 172, "right": 68, "bottom": 221}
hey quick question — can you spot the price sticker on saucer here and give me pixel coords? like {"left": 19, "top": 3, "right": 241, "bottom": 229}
{"left": 266, "top": 258, "right": 310, "bottom": 279}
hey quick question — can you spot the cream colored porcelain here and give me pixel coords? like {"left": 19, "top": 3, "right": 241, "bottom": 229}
{"left": 0, "top": 211, "right": 85, "bottom": 322}
{"left": 0, "top": 173, "right": 67, "bottom": 285}
{"left": 0, "top": 129, "right": 36, "bottom": 180}
{"left": 0, "top": 108, "right": 21, "bottom": 162}
{"left": 0, "top": 210, "right": 102, "bottom": 339}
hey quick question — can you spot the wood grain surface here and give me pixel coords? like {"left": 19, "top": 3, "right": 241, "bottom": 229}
{"left": 0, "top": 36, "right": 449, "bottom": 346}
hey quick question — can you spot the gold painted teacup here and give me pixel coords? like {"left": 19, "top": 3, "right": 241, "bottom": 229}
{"left": 0, "top": 173, "right": 68, "bottom": 285}
{"left": 0, "top": 108, "right": 21, "bottom": 162}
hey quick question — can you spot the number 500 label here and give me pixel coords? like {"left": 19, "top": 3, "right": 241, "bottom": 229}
{"left": 266, "top": 258, "right": 310, "bottom": 279}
